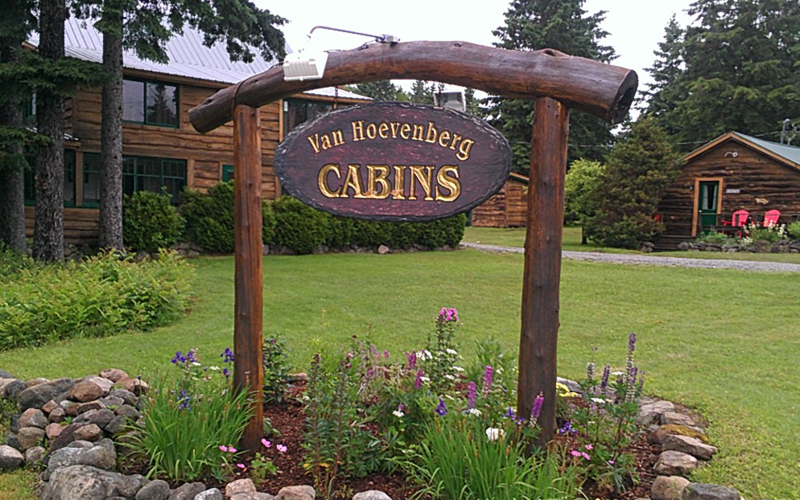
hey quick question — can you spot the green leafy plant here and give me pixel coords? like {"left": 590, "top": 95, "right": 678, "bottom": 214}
{"left": 262, "top": 335, "right": 290, "bottom": 403}
{"left": 741, "top": 222, "right": 788, "bottom": 245}
{"left": 126, "top": 348, "right": 252, "bottom": 482}
{"left": 0, "top": 251, "right": 192, "bottom": 350}
{"left": 420, "top": 307, "right": 462, "bottom": 393}
{"left": 466, "top": 337, "right": 516, "bottom": 399}
{"left": 123, "top": 189, "right": 184, "bottom": 253}
{"left": 249, "top": 451, "right": 277, "bottom": 484}
{"left": 787, "top": 221, "right": 800, "bottom": 241}
{"left": 695, "top": 230, "right": 730, "bottom": 245}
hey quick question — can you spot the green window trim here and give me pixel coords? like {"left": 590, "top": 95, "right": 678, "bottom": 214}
{"left": 222, "top": 164, "right": 234, "bottom": 182}
{"left": 82, "top": 153, "right": 101, "bottom": 208}
{"left": 122, "top": 155, "right": 187, "bottom": 204}
{"left": 122, "top": 78, "right": 180, "bottom": 128}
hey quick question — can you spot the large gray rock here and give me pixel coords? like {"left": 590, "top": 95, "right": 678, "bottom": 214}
{"left": 105, "top": 415, "right": 127, "bottom": 435}
{"left": 45, "top": 442, "right": 117, "bottom": 479}
{"left": 19, "top": 408, "right": 48, "bottom": 429}
{"left": 225, "top": 479, "right": 257, "bottom": 497}
{"left": 16, "top": 426, "right": 45, "bottom": 450}
{"left": 17, "top": 378, "right": 74, "bottom": 410}
{"left": 652, "top": 476, "right": 691, "bottom": 500}
{"left": 663, "top": 434, "right": 718, "bottom": 460}
{"left": 275, "top": 485, "right": 315, "bottom": 500}
{"left": 66, "top": 400, "right": 106, "bottom": 417}
{"left": 84, "top": 376, "right": 114, "bottom": 394}
{"left": 108, "top": 389, "right": 138, "bottom": 406}
{"left": 49, "top": 407, "right": 66, "bottom": 423}
{"left": 136, "top": 479, "right": 171, "bottom": 500}
{"left": 0, "top": 444, "right": 24, "bottom": 470}
{"left": 74, "top": 423, "right": 103, "bottom": 442}
{"left": 24, "top": 445, "right": 46, "bottom": 465}
{"left": 169, "top": 482, "right": 206, "bottom": 500}
{"left": 353, "top": 491, "right": 393, "bottom": 500}
{"left": 117, "top": 474, "right": 149, "bottom": 498}
{"left": 682, "top": 483, "right": 742, "bottom": 500}
{"left": 2, "top": 379, "right": 26, "bottom": 401}
{"left": 194, "top": 489, "right": 224, "bottom": 500}
{"left": 40, "top": 465, "right": 125, "bottom": 500}
{"left": 655, "top": 450, "right": 698, "bottom": 476}
{"left": 638, "top": 400, "right": 676, "bottom": 425}
{"left": 74, "top": 408, "right": 116, "bottom": 429}
{"left": 661, "top": 412, "right": 697, "bottom": 427}
{"left": 116, "top": 404, "right": 142, "bottom": 420}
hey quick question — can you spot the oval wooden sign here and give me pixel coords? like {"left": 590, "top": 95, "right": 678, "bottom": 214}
{"left": 274, "top": 102, "right": 512, "bottom": 221}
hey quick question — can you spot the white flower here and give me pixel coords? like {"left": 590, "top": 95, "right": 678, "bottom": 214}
{"left": 208, "top": 366, "right": 220, "bottom": 371}
{"left": 591, "top": 398, "right": 606, "bottom": 405}
{"left": 611, "top": 371, "right": 624, "bottom": 376}
{"left": 418, "top": 350, "right": 432, "bottom": 360}
{"left": 446, "top": 348, "right": 458, "bottom": 355}
{"left": 421, "top": 376, "right": 430, "bottom": 383}
{"left": 467, "top": 408, "right": 482, "bottom": 417}
{"left": 453, "top": 366, "right": 465, "bottom": 372}
{"left": 444, "top": 394, "right": 455, "bottom": 400}
{"left": 485, "top": 427, "right": 506, "bottom": 441}
{"left": 392, "top": 410, "right": 405, "bottom": 418}
{"left": 191, "top": 362, "right": 201, "bottom": 367}
{"left": 444, "top": 374, "right": 456, "bottom": 381}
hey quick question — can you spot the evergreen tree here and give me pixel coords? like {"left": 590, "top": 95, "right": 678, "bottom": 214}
{"left": 350, "top": 80, "right": 402, "bottom": 102}
{"left": 646, "top": 0, "right": 800, "bottom": 148}
{"left": 583, "top": 117, "right": 682, "bottom": 248}
{"left": 408, "top": 79, "right": 434, "bottom": 104}
{"left": 0, "top": 0, "right": 36, "bottom": 253}
{"left": 486, "top": 0, "right": 617, "bottom": 173}
{"left": 71, "top": 0, "right": 287, "bottom": 250}
{"left": 640, "top": 15, "right": 685, "bottom": 130}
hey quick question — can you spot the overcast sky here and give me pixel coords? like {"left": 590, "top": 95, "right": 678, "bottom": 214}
{"left": 258, "top": 0, "right": 695, "bottom": 102}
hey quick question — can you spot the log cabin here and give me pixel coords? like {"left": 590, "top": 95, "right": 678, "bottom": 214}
{"left": 655, "top": 131, "right": 800, "bottom": 249}
{"left": 470, "top": 173, "right": 529, "bottom": 227}
{"left": 23, "top": 18, "right": 370, "bottom": 245}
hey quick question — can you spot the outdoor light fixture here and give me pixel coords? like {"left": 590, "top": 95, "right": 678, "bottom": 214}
{"left": 283, "top": 25, "right": 399, "bottom": 82}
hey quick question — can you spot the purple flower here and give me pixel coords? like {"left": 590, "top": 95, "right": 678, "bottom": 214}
{"left": 502, "top": 406, "right": 516, "bottom": 419}
{"left": 383, "top": 350, "right": 389, "bottom": 360}
{"left": 466, "top": 381, "right": 477, "bottom": 409}
{"left": 171, "top": 351, "right": 186, "bottom": 364}
{"left": 406, "top": 351, "right": 417, "bottom": 370}
{"left": 438, "top": 307, "right": 459, "bottom": 323}
{"left": 482, "top": 365, "right": 493, "bottom": 396}
{"left": 221, "top": 348, "right": 234, "bottom": 364}
{"left": 531, "top": 392, "right": 544, "bottom": 421}
{"left": 557, "top": 421, "right": 577, "bottom": 435}
{"left": 435, "top": 398, "right": 448, "bottom": 416}
{"left": 185, "top": 349, "right": 196, "bottom": 364}
{"left": 414, "top": 369, "right": 424, "bottom": 390}
{"left": 599, "top": 365, "right": 610, "bottom": 395}
{"left": 222, "top": 367, "right": 230, "bottom": 379}
{"left": 628, "top": 333, "right": 637, "bottom": 354}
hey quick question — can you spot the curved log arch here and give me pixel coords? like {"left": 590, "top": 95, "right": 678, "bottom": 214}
{"left": 189, "top": 41, "right": 637, "bottom": 133}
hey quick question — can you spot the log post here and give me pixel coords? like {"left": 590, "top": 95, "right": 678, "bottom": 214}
{"left": 517, "top": 97, "right": 569, "bottom": 448}
{"left": 233, "top": 105, "right": 264, "bottom": 452}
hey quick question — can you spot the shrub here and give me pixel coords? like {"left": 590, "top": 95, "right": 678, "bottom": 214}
{"left": 565, "top": 158, "right": 605, "bottom": 226}
{"left": 788, "top": 221, "right": 800, "bottom": 241}
{"left": 262, "top": 334, "right": 290, "bottom": 403}
{"left": 127, "top": 348, "right": 252, "bottom": 481}
{"left": 0, "top": 243, "right": 34, "bottom": 280}
{"left": 695, "top": 230, "right": 730, "bottom": 245}
{"left": 123, "top": 190, "right": 184, "bottom": 253}
{"left": 181, "top": 181, "right": 279, "bottom": 252}
{"left": 272, "top": 196, "right": 331, "bottom": 254}
{"left": 0, "top": 251, "right": 192, "bottom": 350}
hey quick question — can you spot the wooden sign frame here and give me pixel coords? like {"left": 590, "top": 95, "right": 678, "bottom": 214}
{"left": 189, "top": 40, "right": 637, "bottom": 451}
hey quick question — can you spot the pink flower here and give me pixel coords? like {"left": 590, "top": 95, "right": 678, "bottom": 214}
{"left": 570, "top": 450, "right": 581, "bottom": 457}
{"left": 228, "top": 447, "right": 237, "bottom": 453}
{"left": 219, "top": 445, "right": 228, "bottom": 452}
{"left": 261, "top": 438, "right": 271, "bottom": 448}
{"left": 236, "top": 463, "right": 246, "bottom": 469}
{"left": 585, "top": 444, "right": 593, "bottom": 450}
{"left": 277, "top": 444, "right": 287, "bottom": 453}
{"left": 582, "top": 452, "right": 591, "bottom": 460}
{"left": 608, "top": 460, "right": 615, "bottom": 465}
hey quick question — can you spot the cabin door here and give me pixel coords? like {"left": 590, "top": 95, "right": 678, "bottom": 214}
{"left": 698, "top": 180, "right": 721, "bottom": 228}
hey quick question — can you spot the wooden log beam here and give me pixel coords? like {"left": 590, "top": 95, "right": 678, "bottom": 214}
{"left": 233, "top": 105, "right": 264, "bottom": 452}
{"left": 517, "top": 97, "right": 569, "bottom": 448}
{"left": 189, "top": 41, "right": 637, "bottom": 133}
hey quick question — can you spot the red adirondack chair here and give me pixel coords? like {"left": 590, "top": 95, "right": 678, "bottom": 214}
{"left": 722, "top": 210, "right": 749, "bottom": 237}
{"left": 763, "top": 209, "right": 781, "bottom": 227}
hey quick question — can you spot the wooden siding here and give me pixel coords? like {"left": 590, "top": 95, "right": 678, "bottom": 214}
{"left": 471, "top": 178, "right": 529, "bottom": 227}
{"left": 25, "top": 79, "right": 283, "bottom": 244}
{"left": 657, "top": 138, "right": 800, "bottom": 238}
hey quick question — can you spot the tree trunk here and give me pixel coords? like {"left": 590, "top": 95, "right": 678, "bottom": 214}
{"left": 33, "top": 0, "right": 65, "bottom": 262}
{"left": 99, "top": 8, "right": 124, "bottom": 250}
{"left": 0, "top": 100, "right": 27, "bottom": 253}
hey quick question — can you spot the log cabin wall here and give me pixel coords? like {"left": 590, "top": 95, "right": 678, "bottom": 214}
{"left": 24, "top": 77, "right": 281, "bottom": 245}
{"left": 471, "top": 176, "right": 529, "bottom": 227}
{"left": 657, "top": 137, "right": 800, "bottom": 239}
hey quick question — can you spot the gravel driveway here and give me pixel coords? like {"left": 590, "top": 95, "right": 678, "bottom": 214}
{"left": 461, "top": 242, "right": 800, "bottom": 273}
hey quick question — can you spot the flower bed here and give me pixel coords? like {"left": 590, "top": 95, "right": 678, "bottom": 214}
{"left": 0, "top": 308, "right": 746, "bottom": 500}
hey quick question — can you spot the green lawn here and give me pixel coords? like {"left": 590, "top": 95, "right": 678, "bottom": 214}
{"left": 2, "top": 251, "right": 799, "bottom": 499}
{"left": 464, "top": 226, "right": 800, "bottom": 264}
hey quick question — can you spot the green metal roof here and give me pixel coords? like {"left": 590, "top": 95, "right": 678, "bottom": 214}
{"left": 735, "top": 132, "right": 800, "bottom": 167}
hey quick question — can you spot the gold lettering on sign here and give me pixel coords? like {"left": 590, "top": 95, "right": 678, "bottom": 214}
{"left": 425, "top": 122, "right": 438, "bottom": 144}
{"left": 307, "top": 130, "right": 345, "bottom": 153}
{"left": 435, "top": 166, "right": 461, "bottom": 202}
{"left": 400, "top": 123, "right": 411, "bottom": 140}
{"left": 366, "top": 123, "right": 377, "bottom": 140}
{"left": 457, "top": 139, "right": 474, "bottom": 161}
{"left": 352, "top": 120, "right": 365, "bottom": 142}
{"left": 341, "top": 164, "right": 368, "bottom": 199}
{"left": 411, "top": 124, "right": 425, "bottom": 142}
{"left": 366, "top": 165, "right": 391, "bottom": 199}
{"left": 378, "top": 122, "right": 389, "bottom": 139}
{"left": 409, "top": 165, "right": 434, "bottom": 201}
{"left": 392, "top": 166, "right": 406, "bottom": 200}
{"left": 438, "top": 130, "right": 451, "bottom": 148}
{"left": 318, "top": 163, "right": 342, "bottom": 198}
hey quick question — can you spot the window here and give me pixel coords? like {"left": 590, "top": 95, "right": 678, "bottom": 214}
{"left": 283, "top": 99, "right": 336, "bottom": 136}
{"left": 222, "top": 164, "right": 234, "bottom": 182}
{"left": 123, "top": 79, "right": 179, "bottom": 127}
{"left": 22, "top": 92, "right": 36, "bottom": 121}
{"left": 24, "top": 149, "right": 75, "bottom": 206}
{"left": 122, "top": 156, "right": 187, "bottom": 203}
{"left": 82, "top": 153, "right": 101, "bottom": 207}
